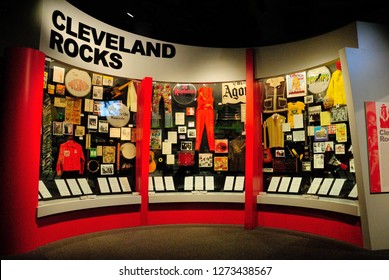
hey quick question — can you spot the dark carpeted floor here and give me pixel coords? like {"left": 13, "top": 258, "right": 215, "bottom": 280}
{"left": 4, "top": 224, "right": 389, "bottom": 260}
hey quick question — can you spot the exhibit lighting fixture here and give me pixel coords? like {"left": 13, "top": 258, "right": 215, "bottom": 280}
{"left": 127, "top": 12, "right": 134, "bottom": 18}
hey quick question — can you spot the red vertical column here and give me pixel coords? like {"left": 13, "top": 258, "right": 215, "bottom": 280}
{"left": 0, "top": 47, "right": 46, "bottom": 255}
{"left": 244, "top": 48, "right": 263, "bottom": 229}
{"left": 135, "top": 77, "right": 152, "bottom": 226}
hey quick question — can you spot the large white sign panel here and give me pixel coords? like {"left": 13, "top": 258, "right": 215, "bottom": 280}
{"left": 40, "top": 0, "right": 246, "bottom": 82}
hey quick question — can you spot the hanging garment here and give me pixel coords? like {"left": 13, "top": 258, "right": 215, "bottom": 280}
{"left": 56, "top": 139, "right": 85, "bottom": 175}
{"left": 228, "top": 136, "right": 246, "bottom": 171}
{"left": 195, "top": 86, "right": 215, "bottom": 151}
{"left": 263, "top": 114, "right": 286, "bottom": 149}
{"left": 151, "top": 83, "right": 173, "bottom": 128}
{"left": 325, "top": 69, "right": 346, "bottom": 106}
{"left": 263, "top": 77, "right": 287, "bottom": 113}
{"left": 287, "top": 101, "right": 305, "bottom": 128}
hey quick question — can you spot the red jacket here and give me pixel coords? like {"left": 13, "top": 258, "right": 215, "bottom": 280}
{"left": 56, "top": 140, "right": 85, "bottom": 175}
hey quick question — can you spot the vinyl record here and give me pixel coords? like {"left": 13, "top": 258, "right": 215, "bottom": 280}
{"left": 64, "top": 68, "right": 92, "bottom": 97}
{"left": 306, "top": 66, "right": 331, "bottom": 94}
{"left": 121, "top": 142, "right": 136, "bottom": 159}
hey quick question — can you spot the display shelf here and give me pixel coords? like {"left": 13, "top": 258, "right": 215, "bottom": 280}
{"left": 257, "top": 193, "right": 359, "bottom": 216}
{"left": 37, "top": 193, "right": 141, "bottom": 217}
{"left": 148, "top": 192, "right": 245, "bottom": 204}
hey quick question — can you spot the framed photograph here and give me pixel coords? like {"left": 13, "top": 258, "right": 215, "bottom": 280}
{"left": 199, "top": 153, "right": 213, "bottom": 168}
{"left": 53, "top": 121, "right": 63, "bottom": 135}
{"left": 286, "top": 71, "right": 307, "bottom": 98}
{"left": 74, "top": 125, "right": 85, "bottom": 137}
{"left": 186, "top": 107, "right": 195, "bottom": 116}
{"left": 187, "top": 120, "right": 195, "bottom": 128}
{"left": 121, "top": 127, "right": 131, "bottom": 141}
{"left": 331, "top": 106, "right": 348, "bottom": 123}
{"left": 92, "top": 73, "right": 103, "bottom": 86}
{"left": 335, "top": 143, "right": 345, "bottom": 154}
{"left": 55, "top": 84, "right": 65, "bottom": 95}
{"left": 302, "top": 161, "right": 311, "bottom": 172}
{"left": 53, "top": 66, "right": 65, "bottom": 83}
{"left": 187, "top": 128, "right": 196, "bottom": 138}
{"left": 178, "top": 126, "right": 187, "bottom": 134}
{"left": 100, "top": 164, "right": 114, "bottom": 175}
{"left": 92, "top": 85, "right": 104, "bottom": 100}
{"left": 102, "top": 146, "right": 116, "bottom": 163}
{"left": 181, "top": 141, "right": 193, "bottom": 150}
{"left": 63, "top": 121, "right": 73, "bottom": 135}
{"left": 98, "top": 120, "right": 109, "bottom": 133}
{"left": 87, "top": 115, "right": 98, "bottom": 129}
{"left": 102, "top": 75, "right": 113, "bottom": 86}
{"left": 275, "top": 149, "right": 285, "bottom": 157}
{"left": 304, "top": 95, "right": 314, "bottom": 104}
{"left": 178, "top": 134, "right": 186, "bottom": 140}
{"left": 285, "top": 133, "right": 293, "bottom": 142}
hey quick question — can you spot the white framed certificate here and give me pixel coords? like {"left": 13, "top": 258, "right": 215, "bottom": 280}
{"left": 224, "top": 176, "right": 235, "bottom": 191}
{"left": 205, "top": 176, "right": 215, "bottom": 191}
{"left": 184, "top": 176, "right": 194, "bottom": 191}
{"left": 307, "top": 178, "right": 322, "bottom": 194}
{"left": 54, "top": 179, "right": 71, "bottom": 196}
{"left": 97, "top": 177, "right": 111, "bottom": 193}
{"left": 108, "top": 177, "right": 122, "bottom": 193}
{"left": 195, "top": 176, "right": 204, "bottom": 191}
{"left": 119, "top": 177, "right": 132, "bottom": 192}
{"left": 329, "top": 178, "right": 346, "bottom": 196}
{"left": 77, "top": 178, "right": 93, "bottom": 195}
{"left": 267, "top": 177, "right": 281, "bottom": 192}
{"left": 278, "top": 177, "right": 291, "bottom": 192}
{"left": 39, "top": 180, "right": 52, "bottom": 198}
{"left": 66, "top": 179, "right": 82, "bottom": 195}
{"left": 234, "top": 176, "right": 245, "bottom": 191}
{"left": 154, "top": 176, "right": 165, "bottom": 191}
{"left": 289, "top": 177, "right": 302, "bottom": 193}
{"left": 318, "top": 178, "right": 334, "bottom": 195}
{"left": 164, "top": 176, "right": 175, "bottom": 191}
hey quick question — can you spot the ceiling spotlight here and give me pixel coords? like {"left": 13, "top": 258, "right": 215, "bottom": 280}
{"left": 127, "top": 12, "right": 134, "bottom": 18}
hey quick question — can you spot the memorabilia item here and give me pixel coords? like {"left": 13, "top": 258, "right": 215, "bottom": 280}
{"left": 65, "top": 96, "right": 82, "bottom": 124}
{"left": 214, "top": 156, "right": 228, "bottom": 171}
{"left": 87, "top": 115, "right": 98, "bottom": 129}
{"left": 328, "top": 154, "right": 348, "bottom": 170}
{"left": 262, "top": 77, "right": 287, "bottom": 113}
{"left": 335, "top": 123, "right": 347, "bottom": 142}
{"left": 53, "top": 66, "right": 65, "bottom": 83}
{"left": 306, "top": 66, "right": 331, "bottom": 95}
{"left": 102, "top": 75, "right": 114, "bottom": 86}
{"left": 263, "top": 113, "right": 286, "bottom": 148}
{"left": 325, "top": 61, "right": 346, "bottom": 107}
{"left": 102, "top": 146, "right": 116, "bottom": 163}
{"left": 56, "top": 139, "right": 85, "bottom": 176}
{"left": 287, "top": 101, "right": 305, "bottom": 128}
{"left": 215, "top": 139, "right": 228, "bottom": 153}
{"left": 199, "top": 153, "right": 213, "bottom": 167}
{"left": 63, "top": 122, "right": 73, "bottom": 135}
{"left": 100, "top": 164, "right": 114, "bottom": 175}
{"left": 152, "top": 83, "right": 173, "bottom": 128}
{"left": 177, "top": 151, "right": 195, "bottom": 166}
{"left": 286, "top": 71, "right": 307, "bottom": 98}
{"left": 92, "top": 73, "right": 103, "bottom": 85}
{"left": 121, "top": 127, "right": 131, "bottom": 140}
{"left": 106, "top": 103, "right": 130, "bottom": 127}
{"left": 221, "top": 81, "right": 246, "bottom": 104}
{"left": 150, "top": 129, "right": 162, "bottom": 149}
{"left": 53, "top": 121, "right": 63, "bottom": 135}
{"left": 172, "top": 83, "right": 197, "bottom": 105}
{"left": 187, "top": 128, "right": 196, "bottom": 138}
{"left": 56, "top": 84, "right": 65, "bottom": 95}
{"left": 149, "top": 151, "right": 157, "bottom": 172}
{"left": 65, "top": 68, "right": 92, "bottom": 97}
{"left": 98, "top": 120, "right": 109, "bottom": 133}
{"left": 263, "top": 147, "right": 273, "bottom": 163}
{"left": 87, "top": 160, "right": 100, "bottom": 173}
{"left": 314, "top": 126, "right": 328, "bottom": 141}
{"left": 92, "top": 86, "right": 104, "bottom": 99}
{"left": 331, "top": 106, "right": 348, "bottom": 122}
{"left": 195, "top": 85, "right": 215, "bottom": 151}
{"left": 181, "top": 141, "right": 193, "bottom": 150}
{"left": 104, "top": 80, "right": 133, "bottom": 99}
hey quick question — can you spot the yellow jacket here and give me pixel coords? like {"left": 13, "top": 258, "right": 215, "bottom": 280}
{"left": 326, "top": 69, "right": 346, "bottom": 106}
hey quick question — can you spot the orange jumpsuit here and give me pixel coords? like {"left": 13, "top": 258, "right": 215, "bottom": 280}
{"left": 195, "top": 86, "right": 215, "bottom": 151}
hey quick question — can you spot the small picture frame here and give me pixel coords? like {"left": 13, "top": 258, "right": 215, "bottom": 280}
{"left": 214, "top": 156, "right": 228, "bottom": 171}
{"left": 63, "top": 121, "right": 73, "bottom": 135}
{"left": 187, "top": 120, "right": 195, "bottom": 128}
{"left": 275, "top": 149, "right": 285, "bottom": 157}
{"left": 215, "top": 139, "right": 228, "bottom": 153}
{"left": 88, "top": 115, "right": 98, "bottom": 130}
{"left": 74, "top": 125, "right": 85, "bottom": 137}
{"left": 100, "top": 164, "right": 114, "bottom": 175}
{"left": 199, "top": 153, "right": 213, "bottom": 168}
{"left": 187, "top": 128, "right": 196, "bottom": 138}
{"left": 335, "top": 143, "right": 345, "bottom": 154}
{"left": 331, "top": 106, "right": 348, "bottom": 123}
{"left": 53, "top": 121, "right": 63, "bottom": 135}
{"left": 302, "top": 161, "right": 311, "bottom": 172}
{"left": 92, "top": 73, "right": 103, "bottom": 86}
{"left": 98, "top": 120, "right": 109, "bottom": 133}
{"left": 314, "top": 126, "right": 328, "bottom": 141}
{"left": 304, "top": 95, "right": 314, "bottom": 104}
{"left": 186, "top": 107, "right": 195, "bottom": 116}
{"left": 121, "top": 127, "right": 131, "bottom": 141}
{"left": 92, "top": 86, "right": 104, "bottom": 100}
{"left": 178, "top": 126, "right": 187, "bottom": 134}
{"left": 181, "top": 141, "right": 193, "bottom": 150}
